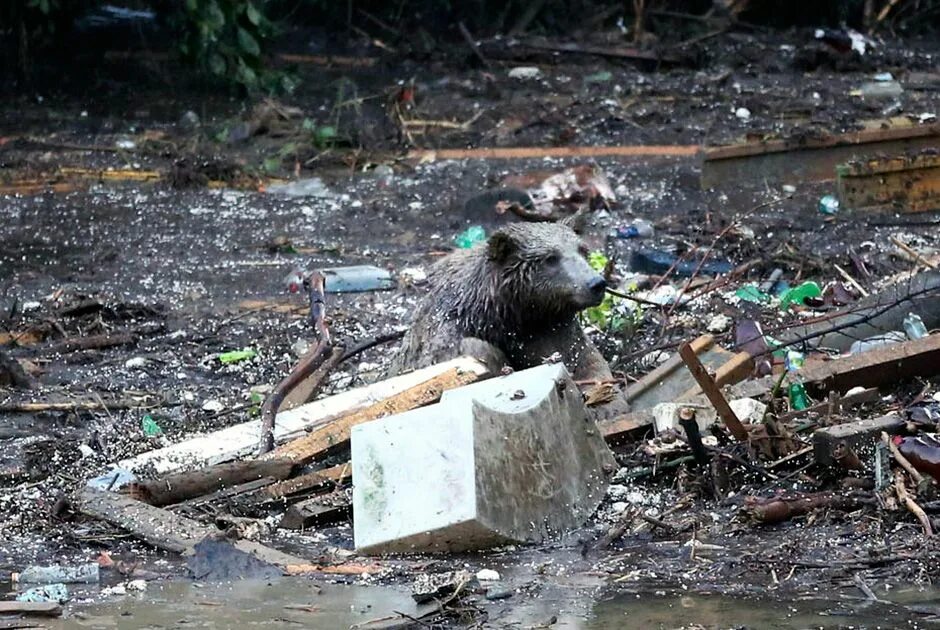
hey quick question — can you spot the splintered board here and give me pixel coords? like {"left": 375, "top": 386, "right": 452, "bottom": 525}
{"left": 837, "top": 152, "right": 940, "bottom": 213}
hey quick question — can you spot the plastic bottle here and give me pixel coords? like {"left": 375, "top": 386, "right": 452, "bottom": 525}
{"left": 786, "top": 350, "right": 810, "bottom": 411}
{"left": 903, "top": 313, "right": 928, "bottom": 340}
{"left": 14, "top": 563, "right": 99, "bottom": 584}
{"left": 615, "top": 219, "right": 654, "bottom": 239}
{"left": 894, "top": 435, "right": 940, "bottom": 483}
{"left": 818, "top": 195, "right": 840, "bottom": 215}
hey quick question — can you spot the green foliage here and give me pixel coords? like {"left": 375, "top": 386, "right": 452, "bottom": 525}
{"left": 176, "top": 0, "right": 290, "bottom": 93}
{"left": 583, "top": 251, "right": 641, "bottom": 334}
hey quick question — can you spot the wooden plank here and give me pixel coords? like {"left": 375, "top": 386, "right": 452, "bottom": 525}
{"left": 75, "top": 488, "right": 213, "bottom": 554}
{"left": 837, "top": 153, "right": 940, "bottom": 213}
{"left": 126, "top": 459, "right": 295, "bottom": 507}
{"left": 677, "top": 350, "right": 754, "bottom": 401}
{"left": 0, "top": 601, "right": 62, "bottom": 617}
{"left": 262, "top": 463, "right": 351, "bottom": 501}
{"left": 279, "top": 498, "right": 351, "bottom": 529}
{"left": 801, "top": 333, "right": 940, "bottom": 395}
{"left": 678, "top": 342, "right": 749, "bottom": 441}
{"left": 624, "top": 335, "right": 716, "bottom": 409}
{"left": 102, "top": 357, "right": 488, "bottom": 478}
{"left": 701, "top": 121, "right": 940, "bottom": 188}
{"left": 264, "top": 366, "right": 485, "bottom": 464}
{"left": 408, "top": 145, "right": 699, "bottom": 162}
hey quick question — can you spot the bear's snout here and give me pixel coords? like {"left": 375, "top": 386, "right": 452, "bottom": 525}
{"left": 587, "top": 276, "right": 607, "bottom": 302}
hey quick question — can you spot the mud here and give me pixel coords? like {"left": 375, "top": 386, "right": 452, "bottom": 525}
{"left": 1, "top": 20, "right": 940, "bottom": 629}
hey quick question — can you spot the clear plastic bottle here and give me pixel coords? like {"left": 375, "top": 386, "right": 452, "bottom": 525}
{"left": 903, "top": 313, "right": 928, "bottom": 340}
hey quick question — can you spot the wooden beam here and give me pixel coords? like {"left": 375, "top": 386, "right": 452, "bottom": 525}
{"left": 0, "top": 601, "right": 62, "bottom": 617}
{"left": 838, "top": 152, "right": 940, "bottom": 213}
{"left": 74, "top": 488, "right": 213, "bottom": 554}
{"left": 264, "top": 367, "right": 485, "bottom": 464}
{"left": 279, "top": 498, "right": 351, "bottom": 529}
{"left": 702, "top": 121, "right": 940, "bottom": 188}
{"left": 678, "top": 342, "right": 749, "bottom": 441}
{"left": 408, "top": 145, "right": 699, "bottom": 162}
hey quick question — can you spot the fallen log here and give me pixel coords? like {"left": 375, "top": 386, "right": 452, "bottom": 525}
{"left": 264, "top": 366, "right": 485, "bottom": 464}
{"left": 125, "top": 459, "right": 296, "bottom": 507}
{"left": 407, "top": 145, "right": 699, "bottom": 162}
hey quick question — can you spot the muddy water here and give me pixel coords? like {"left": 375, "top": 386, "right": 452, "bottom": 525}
{"left": 51, "top": 578, "right": 421, "bottom": 628}
{"left": 40, "top": 579, "right": 940, "bottom": 629}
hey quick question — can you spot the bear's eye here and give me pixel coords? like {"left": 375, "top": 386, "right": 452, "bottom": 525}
{"left": 578, "top": 245, "right": 589, "bottom": 258}
{"left": 545, "top": 253, "right": 561, "bottom": 265}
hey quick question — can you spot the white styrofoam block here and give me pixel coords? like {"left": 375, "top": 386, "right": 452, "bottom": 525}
{"left": 352, "top": 363, "right": 616, "bottom": 554}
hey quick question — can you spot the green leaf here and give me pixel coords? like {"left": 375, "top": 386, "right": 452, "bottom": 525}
{"left": 262, "top": 156, "right": 281, "bottom": 172}
{"left": 205, "top": 0, "right": 226, "bottom": 29}
{"left": 208, "top": 52, "right": 226, "bottom": 75}
{"left": 237, "top": 27, "right": 261, "bottom": 57}
{"left": 185, "top": 0, "right": 198, "bottom": 12}
{"left": 587, "top": 251, "right": 608, "bottom": 273}
{"left": 245, "top": 2, "right": 262, "bottom": 26}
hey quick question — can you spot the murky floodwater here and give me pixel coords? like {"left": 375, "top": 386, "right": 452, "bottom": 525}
{"left": 34, "top": 578, "right": 940, "bottom": 629}
{"left": 590, "top": 588, "right": 940, "bottom": 629}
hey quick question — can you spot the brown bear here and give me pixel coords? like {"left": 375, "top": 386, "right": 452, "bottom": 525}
{"left": 387, "top": 222, "right": 617, "bottom": 386}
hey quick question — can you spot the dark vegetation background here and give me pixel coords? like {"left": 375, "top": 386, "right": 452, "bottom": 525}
{"left": 2, "top": 0, "right": 939, "bottom": 95}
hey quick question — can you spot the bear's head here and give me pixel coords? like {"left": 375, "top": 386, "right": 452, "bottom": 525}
{"left": 486, "top": 222, "right": 607, "bottom": 320}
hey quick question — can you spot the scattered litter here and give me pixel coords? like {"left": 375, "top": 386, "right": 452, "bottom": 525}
{"left": 16, "top": 583, "right": 68, "bottom": 604}
{"left": 141, "top": 414, "right": 163, "bottom": 437}
{"left": 322, "top": 265, "right": 395, "bottom": 293}
{"left": 475, "top": 569, "right": 500, "bottom": 581}
{"left": 201, "top": 400, "right": 225, "bottom": 413}
{"left": 454, "top": 225, "right": 487, "bottom": 249}
{"left": 508, "top": 66, "right": 541, "bottom": 80}
{"left": 218, "top": 349, "right": 258, "bottom": 364}
{"left": 818, "top": 194, "right": 840, "bottom": 215}
{"left": 265, "top": 178, "right": 334, "bottom": 198}
{"left": 13, "top": 563, "right": 99, "bottom": 584}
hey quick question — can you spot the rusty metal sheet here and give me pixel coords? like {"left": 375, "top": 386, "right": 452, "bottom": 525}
{"left": 701, "top": 122, "right": 940, "bottom": 189}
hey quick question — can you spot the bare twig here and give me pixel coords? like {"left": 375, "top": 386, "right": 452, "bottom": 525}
{"left": 882, "top": 431, "right": 925, "bottom": 486}
{"left": 894, "top": 470, "right": 933, "bottom": 536}
{"left": 457, "top": 21, "right": 492, "bottom": 69}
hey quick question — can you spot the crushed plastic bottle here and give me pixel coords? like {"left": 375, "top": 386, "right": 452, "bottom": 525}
{"left": 735, "top": 284, "right": 771, "bottom": 304}
{"left": 818, "top": 195, "right": 840, "bottom": 215}
{"left": 615, "top": 219, "right": 654, "bottom": 239}
{"left": 14, "top": 563, "right": 99, "bottom": 584}
{"left": 848, "top": 331, "right": 907, "bottom": 355}
{"left": 16, "top": 583, "right": 68, "bottom": 603}
{"left": 858, "top": 81, "right": 904, "bottom": 98}
{"left": 454, "top": 225, "right": 486, "bottom": 249}
{"left": 141, "top": 414, "right": 163, "bottom": 437}
{"left": 903, "top": 313, "right": 928, "bottom": 340}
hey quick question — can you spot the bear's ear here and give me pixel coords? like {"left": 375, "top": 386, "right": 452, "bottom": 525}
{"left": 560, "top": 208, "right": 587, "bottom": 234}
{"left": 487, "top": 230, "right": 519, "bottom": 263}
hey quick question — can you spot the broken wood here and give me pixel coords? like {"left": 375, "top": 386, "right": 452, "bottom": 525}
{"left": 0, "top": 601, "right": 62, "bottom": 617}
{"left": 75, "top": 487, "right": 213, "bottom": 554}
{"left": 839, "top": 153, "right": 940, "bottom": 214}
{"left": 125, "top": 458, "right": 296, "bottom": 507}
{"left": 702, "top": 121, "right": 940, "bottom": 188}
{"left": 624, "top": 334, "right": 714, "bottom": 405}
{"left": 264, "top": 366, "right": 485, "bottom": 464}
{"left": 678, "top": 342, "right": 748, "bottom": 441}
{"left": 801, "top": 334, "right": 940, "bottom": 395}
{"left": 279, "top": 497, "right": 351, "bottom": 529}
{"left": 677, "top": 350, "right": 754, "bottom": 401}
{"left": 98, "top": 357, "right": 489, "bottom": 479}
{"left": 883, "top": 431, "right": 926, "bottom": 486}
{"left": 408, "top": 145, "right": 699, "bottom": 162}
{"left": 39, "top": 331, "right": 137, "bottom": 355}
{"left": 261, "top": 463, "right": 351, "bottom": 501}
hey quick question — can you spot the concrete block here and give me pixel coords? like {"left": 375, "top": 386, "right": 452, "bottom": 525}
{"left": 813, "top": 413, "right": 905, "bottom": 466}
{"left": 351, "top": 364, "right": 616, "bottom": 554}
